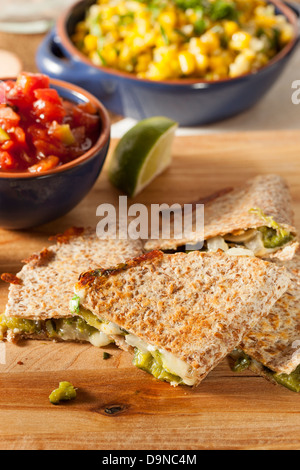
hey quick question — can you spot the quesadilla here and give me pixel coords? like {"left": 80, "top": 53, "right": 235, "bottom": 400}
{"left": 0, "top": 227, "right": 142, "bottom": 346}
{"left": 231, "top": 251, "right": 300, "bottom": 393}
{"left": 145, "top": 174, "right": 298, "bottom": 261}
{"left": 71, "top": 250, "right": 290, "bottom": 387}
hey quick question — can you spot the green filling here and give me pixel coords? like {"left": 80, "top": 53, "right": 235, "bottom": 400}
{"left": 231, "top": 350, "right": 300, "bottom": 393}
{"left": 75, "top": 305, "right": 128, "bottom": 335}
{"left": 75, "top": 306, "right": 103, "bottom": 330}
{"left": 258, "top": 226, "right": 293, "bottom": 249}
{"left": 133, "top": 348, "right": 183, "bottom": 385}
{"left": 249, "top": 208, "right": 293, "bottom": 249}
{"left": 0, "top": 314, "right": 98, "bottom": 341}
{"left": 49, "top": 381, "right": 77, "bottom": 405}
{"left": 231, "top": 350, "right": 251, "bottom": 372}
{"left": 0, "top": 315, "right": 42, "bottom": 338}
{"left": 272, "top": 366, "right": 300, "bottom": 393}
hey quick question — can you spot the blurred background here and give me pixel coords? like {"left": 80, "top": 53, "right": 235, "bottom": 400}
{"left": 0, "top": 0, "right": 299, "bottom": 132}
{"left": 0, "top": 0, "right": 76, "bottom": 33}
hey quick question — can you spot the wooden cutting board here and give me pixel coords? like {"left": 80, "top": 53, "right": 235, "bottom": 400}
{"left": 0, "top": 131, "right": 300, "bottom": 451}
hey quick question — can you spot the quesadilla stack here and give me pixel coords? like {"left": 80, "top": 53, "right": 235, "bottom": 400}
{"left": 231, "top": 252, "right": 300, "bottom": 393}
{"left": 145, "top": 174, "right": 298, "bottom": 261}
{"left": 0, "top": 227, "right": 142, "bottom": 346}
{"left": 71, "top": 250, "right": 290, "bottom": 386}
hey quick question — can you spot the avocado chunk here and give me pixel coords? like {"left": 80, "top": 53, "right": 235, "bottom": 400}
{"left": 49, "top": 381, "right": 77, "bottom": 405}
{"left": 133, "top": 348, "right": 183, "bottom": 385}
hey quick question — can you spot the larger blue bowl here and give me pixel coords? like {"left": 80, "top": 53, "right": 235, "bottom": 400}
{"left": 36, "top": 0, "right": 300, "bottom": 126}
{"left": 0, "top": 79, "right": 110, "bottom": 230}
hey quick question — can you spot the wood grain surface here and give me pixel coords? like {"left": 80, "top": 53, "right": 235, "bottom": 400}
{"left": 0, "top": 132, "right": 300, "bottom": 450}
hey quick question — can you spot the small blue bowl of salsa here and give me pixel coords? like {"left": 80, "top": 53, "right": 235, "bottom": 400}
{"left": 0, "top": 73, "right": 110, "bottom": 230}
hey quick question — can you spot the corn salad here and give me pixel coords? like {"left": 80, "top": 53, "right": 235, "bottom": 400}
{"left": 72, "top": 0, "right": 294, "bottom": 80}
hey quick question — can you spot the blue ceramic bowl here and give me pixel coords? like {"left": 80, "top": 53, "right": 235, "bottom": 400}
{"left": 36, "top": 0, "right": 300, "bottom": 126}
{"left": 0, "top": 79, "right": 110, "bottom": 230}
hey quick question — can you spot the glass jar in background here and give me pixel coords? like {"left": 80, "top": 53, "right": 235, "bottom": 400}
{"left": 0, "top": 0, "right": 76, "bottom": 34}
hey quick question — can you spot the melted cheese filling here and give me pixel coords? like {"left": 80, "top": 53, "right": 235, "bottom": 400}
{"left": 207, "top": 228, "right": 291, "bottom": 257}
{"left": 125, "top": 333, "right": 197, "bottom": 386}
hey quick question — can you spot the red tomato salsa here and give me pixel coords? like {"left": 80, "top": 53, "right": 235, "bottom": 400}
{"left": 0, "top": 73, "right": 100, "bottom": 173}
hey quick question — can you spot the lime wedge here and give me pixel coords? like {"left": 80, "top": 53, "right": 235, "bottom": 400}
{"left": 108, "top": 117, "right": 178, "bottom": 197}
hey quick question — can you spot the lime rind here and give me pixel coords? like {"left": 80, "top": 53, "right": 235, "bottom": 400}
{"left": 108, "top": 116, "right": 178, "bottom": 197}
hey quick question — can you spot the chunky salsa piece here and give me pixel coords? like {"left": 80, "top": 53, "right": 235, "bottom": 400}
{"left": 0, "top": 73, "right": 100, "bottom": 173}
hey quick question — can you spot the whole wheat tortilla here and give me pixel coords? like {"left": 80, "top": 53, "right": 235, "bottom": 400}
{"left": 76, "top": 250, "right": 290, "bottom": 385}
{"left": 240, "top": 251, "right": 300, "bottom": 375}
{"left": 144, "top": 174, "right": 298, "bottom": 260}
{"left": 1, "top": 227, "right": 143, "bottom": 331}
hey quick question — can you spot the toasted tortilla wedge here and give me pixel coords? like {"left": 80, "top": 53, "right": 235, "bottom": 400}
{"left": 0, "top": 227, "right": 143, "bottom": 345}
{"left": 231, "top": 251, "right": 300, "bottom": 392}
{"left": 73, "top": 250, "right": 290, "bottom": 387}
{"left": 144, "top": 174, "right": 298, "bottom": 261}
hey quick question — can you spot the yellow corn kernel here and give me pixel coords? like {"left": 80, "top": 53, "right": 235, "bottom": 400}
{"left": 178, "top": 51, "right": 196, "bottom": 75}
{"left": 229, "top": 31, "right": 252, "bottom": 51}
{"left": 195, "top": 53, "right": 209, "bottom": 73}
{"left": 229, "top": 53, "right": 252, "bottom": 78}
{"left": 147, "top": 30, "right": 158, "bottom": 46}
{"left": 136, "top": 18, "right": 148, "bottom": 36}
{"left": 209, "top": 55, "right": 225, "bottom": 71}
{"left": 199, "top": 31, "right": 220, "bottom": 53}
{"left": 90, "top": 51, "right": 103, "bottom": 66}
{"left": 105, "top": 30, "right": 120, "bottom": 43}
{"left": 188, "top": 11, "right": 198, "bottom": 23}
{"left": 219, "top": 50, "right": 235, "bottom": 66}
{"left": 135, "top": 53, "right": 152, "bottom": 73}
{"left": 178, "top": 11, "right": 188, "bottom": 27}
{"left": 188, "top": 37, "right": 209, "bottom": 55}
{"left": 242, "top": 48, "right": 256, "bottom": 61}
{"left": 169, "top": 30, "right": 185, "bottom": 45}
{"left": 131, "top": 35, "right": 146, "bottom": 53}
{"left": 223, "top": 20, "right": 239, "bottom": 37}
{"left": 153, "top": 46, "right": 178, "bottom": 65}
{"left": 119, "top": 44, "right": 132, "bottom": 62}
{"left": 145, "top": 62, "right": 170, "bottom": 80}
{"left": 255, "top": 16, "right": 278, "bottom": 28}
{"left": 100, "top": 47, "right": 118, "bottom": 66}
{"left": 99, "top": 19, "right": 116, "bottom": 34}
{"left": 84, "top": 34, "right": 98, "bottom": 52}
{"left": 280, "top": 24, "right": 294, "bottom": 45}
{"left": 209, "top": 56, "right": 228, "bottom": 77}
{"left": 254, "top": 5, "right": 278, "bottom": 28}
{"left": 156, "top": 35, "right": 170, "bottom": 48}
{"left": 135, "top": 9, "right": 151, "bottom": 22}
{"left": 158, "top": 10, "right": 177, "bottom": 29}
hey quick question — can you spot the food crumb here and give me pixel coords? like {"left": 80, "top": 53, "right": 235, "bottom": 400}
{"left": 49, "top": 381, "right": 77, "bottom": 405}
